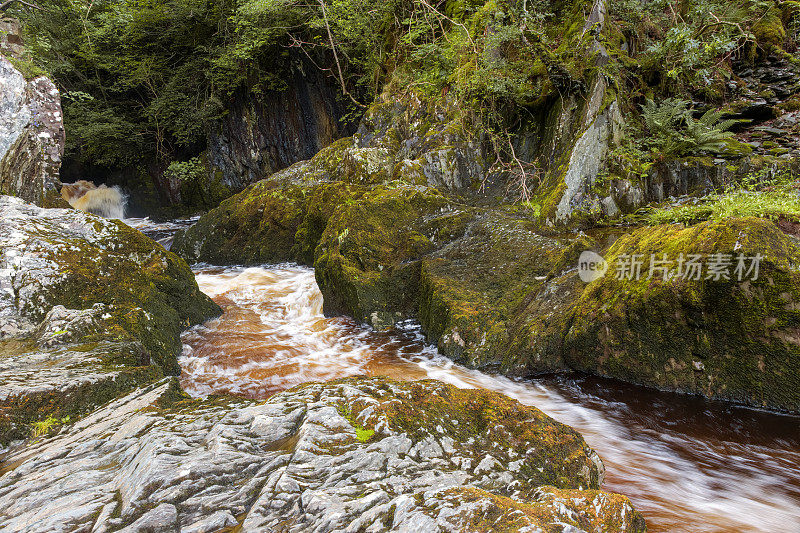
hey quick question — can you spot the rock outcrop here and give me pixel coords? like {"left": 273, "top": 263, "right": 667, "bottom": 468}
{"left": 207, "top": 58, "right": 351, "bottom": 192}
{"left": 0, "top": 376, "right": 646, "bottom": 532}
{"left": 0, "top": 22, "right": 66, "bottom": 207}
{"left": 565, "top": 217, "right": 800, "bottom": 411}
{"left": 174, "top": 168, "right": 800, "bottom": 411}
{"left": 0, "top": 196, "right": 220, "bottom": 443}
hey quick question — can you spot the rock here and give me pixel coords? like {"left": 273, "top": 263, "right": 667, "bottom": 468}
{"left": 565, "top": 217, "right": 800, "bottom": 411}
{"left": 0, "top": 54, "right": 66, "bottom": 207}
{"left": 0, "top": 376, "right": 645, "bottom": 532}
{"left": 0, "top": 19, "right": 24, "bottom": 59}
{"left": 0, "top": 196, "right": 220, "bottom": 443}
{"left": 172, "top": 180, "right": 368, "bottom": 265}
{"left": 314, "top": 184, "right": 452, "bottom": 325}
{"left": 206, "top": 57, "right": 351, "bottom": 194}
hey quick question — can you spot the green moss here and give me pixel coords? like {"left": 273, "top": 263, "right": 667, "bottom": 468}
{"left": 752, "top": 7, "right": 787, "bottom": 49}
{"left": 6, "top": 55, "right": 48, "bottom": 80}
{"left": 314, "top": 185, "right": 451, "bottom": 325}
{"left": 565, "top": 217, "right": 800, "bottom": 411}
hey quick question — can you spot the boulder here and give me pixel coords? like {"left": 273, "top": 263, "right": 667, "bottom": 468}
{"left": 172, "top": 179, "right": 368, "bottom": 265}
{"left": 0, "top": 376, "right": 646, "bottom": 532}
{"left": 565, "top": 217, "right": 800, "bottom": 411}
{"left": 0, "top": 196, "right": 220, "bottom": 443}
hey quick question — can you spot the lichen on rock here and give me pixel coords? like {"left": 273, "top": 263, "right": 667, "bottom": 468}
{"left": 0, "top": 196, "right": 220, "bottom": 444}
{"left": 0, "top": 376, "right": 644, "bottom": 532}
{"left": 565, "top": 217, "right": 800, "bottom": 411}
{"left": 0, "top": 54, "right": 66, "bottom": 208}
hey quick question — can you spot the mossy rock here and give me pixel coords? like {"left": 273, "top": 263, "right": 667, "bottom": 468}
{"left": 427, "top": 486, "right": 646, "bottom": 533}
{"left": 565, "top": 217, "right": 800, "bottom": 411}
{"left": 40, "top": 221, "right": 220, "bottom": 373}
{"left": 172, "top": 180, "right": 369, "bottom": 266}
{"left": 0, "top": 197, "right": 220, "bottom": 443}
{"left": 314, "top": 184, "right": 455, "bottom": 326}
{"left": 418, "top": 212, "right": 595, "bottom": 373}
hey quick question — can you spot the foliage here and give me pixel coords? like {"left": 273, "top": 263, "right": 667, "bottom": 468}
{"left": 30, "top": 415, "right": 70, "bottom": 438}
{"left": 164, "top": 157, "right": 205, "bottom": 184}
{"left": 632, "top": 166, "right": 800, "bottom": 224}
{"left": 641, "top": 98, "right": 736, "bottom": 160}
{"left": 610, "top": 0, "right": 785, "bottom": 93}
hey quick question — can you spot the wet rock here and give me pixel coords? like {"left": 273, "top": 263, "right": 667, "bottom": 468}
{"left": 565, "top": 217, "right": 800, "bottom": 411}
{"left": 0, "top": 196, "right": 220, "bottom": 443}
{"left": 314, "top": 184, "right": 453, "bottom": 325}
{"left": 0, "top": 376, "right": 645, "bottom": 532}
{"left": 206, "top": 57, "right": 351, "bottom": 194}
{"left": 172, "top": 180, "right": 368, "bottom": 265}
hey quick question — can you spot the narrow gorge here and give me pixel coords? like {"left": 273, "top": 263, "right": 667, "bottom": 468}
{"left": 1, "top": 0, "right": 800, "bottom": 532}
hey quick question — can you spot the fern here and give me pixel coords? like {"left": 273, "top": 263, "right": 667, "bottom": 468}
{"left": 642, "top": 98, "right": 736, "bottom": 160}
{"left": 685, "top": 108, "right": 737, "bottom": 153}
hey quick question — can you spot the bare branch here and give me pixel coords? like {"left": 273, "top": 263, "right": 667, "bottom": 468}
{"left": 317, "top": 0, "right": 365, "bottom": 108}
{"left": 0, "top": 0, "right": 41, "bottom": 12}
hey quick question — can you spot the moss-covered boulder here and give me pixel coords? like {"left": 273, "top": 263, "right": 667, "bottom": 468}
{"left": 0, "top": 196, "right": 220, "bottom": 443}
{"left": 0, "top": 376, "right": 645, "bottom": 532}
{"left": 314, "top": 184, "right": 456, "bottom": 326}
{"left": 418, "top": 212, "right": 594, "bottom": 373}
{"left": 565, "top": 217, "right": 800, "bottom": 411}
{"left": 172, "top": 179, "right": 368, "bottom": 266}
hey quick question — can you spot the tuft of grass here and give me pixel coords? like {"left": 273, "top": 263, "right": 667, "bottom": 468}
{"left": 337, "top": 403, "right": 376, "bottom": 443}
{"left": 30, "top": 415, "right": 70, "bottom": 438}
{"left": 355, "top": 428, "right": 375, "bottom": 442}
{"left": 633, "top": 173, "right": 800, "bottom": 225}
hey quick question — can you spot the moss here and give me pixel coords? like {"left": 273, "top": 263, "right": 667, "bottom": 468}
{"left": 173, "top": 180, "right": 370, "bottom": 267}
{"left": 6, "top": 55, "right": 48, "bottom": 80}
{"left": 752, "top": 6, "right": 787, "bottom": 49}
{"left": 47, "top": 222, "right": 220, "bottom": 373}
{"left": 30, "top": 415, "right": 70, "bottom": 438}
{"left": 565, "top": 218, "right": 800, "bottom": 411}
{"left": 172, "top": 180, "right": 310, "bottom": 265}
{"left": 314, "top": 185, "right": 452, "bottom": 325}
{"left": 434, "top": 486, "right": 647, "bottom": 532}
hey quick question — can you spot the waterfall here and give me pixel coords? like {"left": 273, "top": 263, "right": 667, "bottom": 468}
{"left": 61, "top": 180, "right": 126, "bottom": 219}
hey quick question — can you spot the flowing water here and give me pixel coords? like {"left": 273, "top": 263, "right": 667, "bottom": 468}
{"left": 136, "top": 220, "right": 800, "bottom": 533}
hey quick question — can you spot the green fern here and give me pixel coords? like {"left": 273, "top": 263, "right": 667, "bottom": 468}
{"left": 685, "top": 108, "right": 737, "bottom": 153}
{"left": 642, "top": 98, "right": 736, "bottom": 160}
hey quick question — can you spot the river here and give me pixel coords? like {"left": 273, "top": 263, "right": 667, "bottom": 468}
{"left": 130, "top": 218, "right": 800, "bottom": 533}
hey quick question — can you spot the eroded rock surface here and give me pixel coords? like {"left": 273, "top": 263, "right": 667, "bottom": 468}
{"left": 0, "top": 196, "right": 219, "bottom": 443}
{"left": 0, "top": 55, "right": 65, "bottom": 207}
{"left": 0, "top": 377, "right": 645, "bottom": 533}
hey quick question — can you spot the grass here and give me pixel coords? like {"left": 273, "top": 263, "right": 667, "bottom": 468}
{"left": 30, "top": 415, "right": 70, "bottom": 438}
{"left": 630, "top": 174, "right": 800, "bottom": 225}
{"left": 336, "top": 403, "right": 376, "bottom": 443}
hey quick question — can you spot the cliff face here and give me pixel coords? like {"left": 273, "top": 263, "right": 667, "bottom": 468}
{"left": 207, "top": 59, "right": 351, "bottom": 192}
{"left": 0, "top": 20, "right": 65, "bottom": 207}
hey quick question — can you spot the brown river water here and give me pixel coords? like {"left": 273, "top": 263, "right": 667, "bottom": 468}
{"left": 131, "top": 219, "right": 800, "bottom": 533}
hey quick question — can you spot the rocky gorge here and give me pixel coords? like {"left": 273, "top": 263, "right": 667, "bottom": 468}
{"left": 1, "top": 0, "right": 800, "bottom": 531}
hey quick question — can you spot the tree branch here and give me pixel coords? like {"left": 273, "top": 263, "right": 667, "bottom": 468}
{"left": 317, "top": 0, "right": 364, "bottom": 108}
{"left": 0, "top": 0, "right": 41, "bottom": 12}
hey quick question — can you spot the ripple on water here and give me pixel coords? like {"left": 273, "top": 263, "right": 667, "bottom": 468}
{"left": 179, "top": 263, "right": 800, "bottom": 533}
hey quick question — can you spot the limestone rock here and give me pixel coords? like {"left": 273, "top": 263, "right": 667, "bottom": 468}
{"left": 0, "top": 196, "right": 220, "bottom": 443}
{"left": 0, "top": 376, "right": 645, "bottom": 532}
